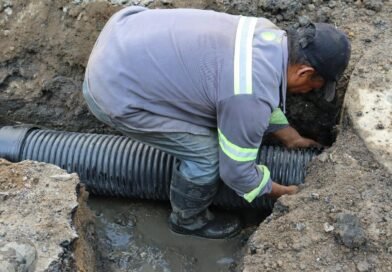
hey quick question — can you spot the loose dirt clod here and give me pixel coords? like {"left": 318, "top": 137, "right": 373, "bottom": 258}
{"left": 334, "top": 213, "right": 367, "bottom": 248}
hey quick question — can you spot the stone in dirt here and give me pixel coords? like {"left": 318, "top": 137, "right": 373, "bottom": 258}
{"left": 0, "top": 241, "right": 37, "bottom": 272}
{"left": 334, "top": 212, "right": 367, "bottom": 248}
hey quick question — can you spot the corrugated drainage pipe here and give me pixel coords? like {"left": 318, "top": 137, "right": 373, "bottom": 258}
{"left": 0, "top": 126, "right": 320, "bottom": 209}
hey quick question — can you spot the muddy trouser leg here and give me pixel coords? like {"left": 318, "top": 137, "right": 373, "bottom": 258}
{"left": 122, "top": 132, "right": 220, "bottom": 230}
{"left": 82, "top": 81, "right": 220, "bottom": 230}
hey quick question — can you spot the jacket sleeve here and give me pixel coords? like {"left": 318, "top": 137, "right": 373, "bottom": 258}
{"left": 217, "top": 94, "right": 273, "bottom": 203}
{"left": 264, "top": 108, "right": 289, "bottom": 134}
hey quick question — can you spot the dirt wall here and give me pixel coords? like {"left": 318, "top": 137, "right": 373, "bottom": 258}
{"left": 242, "top": 120, "right": 392, "bottom": 272}
{"left": 0, "top": 159, "right": 96, "bottom": 271}
{"left": 0, "top": 0, "right": 389, "bottom": 144}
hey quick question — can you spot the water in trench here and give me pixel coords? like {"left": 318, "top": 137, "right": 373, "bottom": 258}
{"left": 88, "top": 197, "right": 264, "bottom": 272}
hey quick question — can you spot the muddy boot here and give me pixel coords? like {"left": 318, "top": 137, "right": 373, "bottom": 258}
{"left": 168, "top": 166, "right": 241, "bottom": 239}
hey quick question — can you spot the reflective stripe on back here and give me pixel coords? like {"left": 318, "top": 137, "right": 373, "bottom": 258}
{"left": 234, "top": 16, "right": 258, "bottom": 95}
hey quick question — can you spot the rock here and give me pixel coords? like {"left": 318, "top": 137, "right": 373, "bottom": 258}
{"left": 4, "top": 7, "right": 12, "bottom": 16}
{"left": 0, "top": 192, "right": 9, "bottom": 201}
{"left": 356, "top": 260, "right": 370, "bottom": 272}
{"left": 307, "top": 4, "right": 315, "bottom": 11}
{"left": 317, "top": 152, "right": 328, "bottom": 162}
{"left": 311, "top": 192, "right": 320, "bottom": 200}
{"left": 364, "top": 0, "right": 382, "bottom": 12}
{"left": 328, "top": 1, "right": 337, "bottom": 8}
{"left": 0, "top": 241, "right": 37, "bottom": 272}
{"left": 334, "top": 213, "right": 367, "bottom": 248}
{"left": 298, "top": 15, "right": 310, "bottom": 26}
{"left": 294, "top": 222, "right": 306, "bottom": 231}
{"left": 249, "top": 245, "right": 257, "bottom": 255}
{"left": 324, "top": 222, "right": 334, "bottom": 232}
{"left": 50, "top": 173, "right": 73, "bottom": 181}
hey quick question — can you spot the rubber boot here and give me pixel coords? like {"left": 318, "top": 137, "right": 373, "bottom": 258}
{"left": 168, "top": 165, "right": 241, "bottom": 239}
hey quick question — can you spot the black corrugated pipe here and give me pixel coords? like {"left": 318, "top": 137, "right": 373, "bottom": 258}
{"left": 0, "top": 126, "right": 320, "bottom": 209}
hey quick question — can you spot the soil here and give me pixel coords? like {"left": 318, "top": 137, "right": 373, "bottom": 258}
{"left": 0, "top": 159, "right": 95, "bottom": 271}
{"left": 0, "top": 0, "right": 391, "bottom": 271}
{"left": 0, "top": 0, "right": 390, "bottom": 144}
{"left": 242, "top": 122, "right": 392, "bottom": 271}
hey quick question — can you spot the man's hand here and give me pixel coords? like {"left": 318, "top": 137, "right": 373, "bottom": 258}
{"left": 272, "top": 126, "right": 323, "bottom": 149}
{"left": 290, "top": 136, "right": 323, "bottom": 149}
{"left": 268, "top": 182, "right": 299, "bottom": 199}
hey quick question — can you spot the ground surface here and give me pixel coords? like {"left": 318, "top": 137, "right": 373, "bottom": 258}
{"left": 0, "top": 0, "right": 391, "bottom": 271}
{"left": 345, "top": 35, "right": 392, "bottom": 173}
{"left": 0, "top": 159, "right": 95, "bottom": 271}
{"left": 243, "top": 124, "right": 392, "bottom": 271}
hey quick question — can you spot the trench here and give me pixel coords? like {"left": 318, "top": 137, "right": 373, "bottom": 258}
{"left": 0, "top": 2, "right": 354, "bottom": 270}
{"left": 0, "top": 103, "right": 344, "bottom": 271}
{"left": 0, "top": 73, "right": 346, "bottom": 272}
{"left": 0, "top": 126, "right": 321, "bottom": 271}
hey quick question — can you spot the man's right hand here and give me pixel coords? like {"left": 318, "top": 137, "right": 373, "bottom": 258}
{"left": 268, "top": 182, "right": 299, "bottom": 199}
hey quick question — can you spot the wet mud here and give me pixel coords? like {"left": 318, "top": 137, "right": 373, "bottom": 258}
{"left": 88, "top": 197, "right": 257, "bottom": 272}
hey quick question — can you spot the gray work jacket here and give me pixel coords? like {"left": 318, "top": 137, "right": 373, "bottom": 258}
{"left": 86, "top": 6, "right": 289, "bottom": 202}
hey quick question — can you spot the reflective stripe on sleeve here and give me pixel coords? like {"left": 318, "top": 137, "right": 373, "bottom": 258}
{"left": 244, "top": 165, "right": 271, "bottom": 203}
{"left": 218, "top": 129, "right": 259, "bottom": 162}
{"left": 234, "top": 16, "right": 258, "bottom": 95}
{"left": 269, "top": 108, "right": 289, "bottom": 125}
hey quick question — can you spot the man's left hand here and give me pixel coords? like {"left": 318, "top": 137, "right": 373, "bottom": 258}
{"left": 290, "top": 136, "right": 323, "bottom": 149}
{"left": 272, "top": 126, "right": 323, "bottom": 149}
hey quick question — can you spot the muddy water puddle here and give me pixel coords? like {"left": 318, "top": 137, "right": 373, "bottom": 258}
{"left": 88, "top": 197, "right": 260, "bottom": 272}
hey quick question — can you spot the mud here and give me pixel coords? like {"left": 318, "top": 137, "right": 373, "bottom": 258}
{"left": 88, "top": 197, "right": 253, "bottom": 272}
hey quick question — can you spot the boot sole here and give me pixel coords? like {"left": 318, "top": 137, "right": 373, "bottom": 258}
{"left": 168, "top": 221, "right": 241, "bottom": 240}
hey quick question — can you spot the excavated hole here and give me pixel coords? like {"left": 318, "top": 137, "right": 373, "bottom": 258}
{"left": 80, "top": 85, "right": 347, "bottom": 271}
{"left": 0, "top": 72, "right": 348, "bottom": 272}
{"left": 0, "top": 2, "right": 354, "bottom": 270}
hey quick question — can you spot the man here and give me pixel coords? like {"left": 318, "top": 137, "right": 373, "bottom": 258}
{"left": 83, "top": 7, "right": 350, "bottom": 239}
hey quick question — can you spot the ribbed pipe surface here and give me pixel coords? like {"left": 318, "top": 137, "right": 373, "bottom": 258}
{"left": 0, "top": 127, "right": 320, "bottom": 209}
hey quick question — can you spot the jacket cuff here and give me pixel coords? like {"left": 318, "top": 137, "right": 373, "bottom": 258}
{"left": 243, "top": 165, "right": 271, "bottom": 203}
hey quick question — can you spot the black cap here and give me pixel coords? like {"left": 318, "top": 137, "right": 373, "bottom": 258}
{"left": 299, "top": 23, "right": 351, "bottom": 102}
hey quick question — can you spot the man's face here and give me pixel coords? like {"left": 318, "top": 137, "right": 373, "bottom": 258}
{"left": 287, "top": 64, "right": 325, "bottom": 94}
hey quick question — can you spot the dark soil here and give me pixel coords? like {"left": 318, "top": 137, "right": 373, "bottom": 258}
{"left": 1, "top": 0, "right": 389, "bottom": 144}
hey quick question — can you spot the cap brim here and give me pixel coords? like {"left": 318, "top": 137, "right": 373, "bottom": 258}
{"left": 323, "top": 81, "right": 336, "bottom": 102}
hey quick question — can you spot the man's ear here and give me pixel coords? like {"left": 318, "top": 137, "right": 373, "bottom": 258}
{"left": 297, "top": 65, "right": 316, "bottom": 78}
